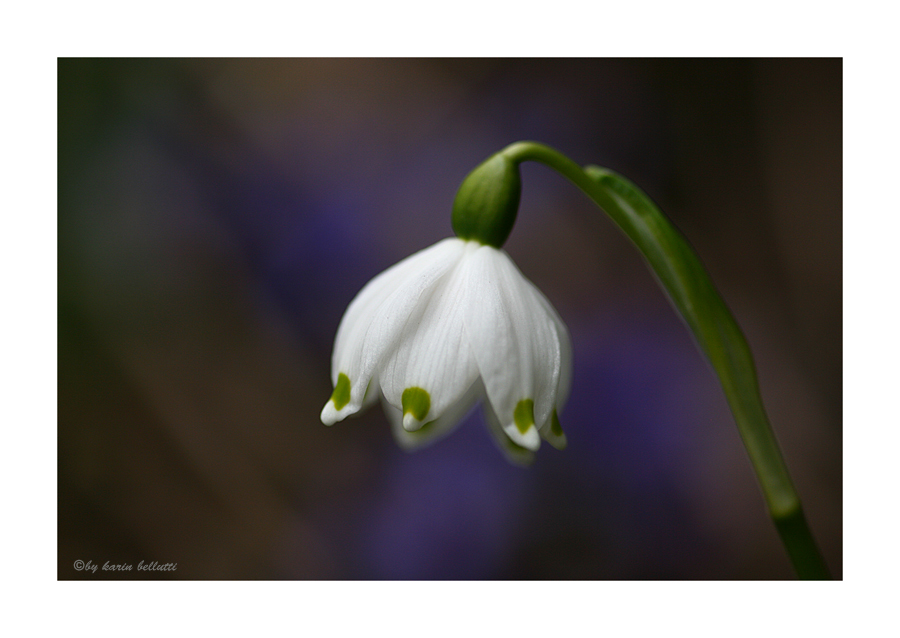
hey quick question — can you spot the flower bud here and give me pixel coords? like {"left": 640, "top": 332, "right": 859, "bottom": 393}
{"left": 451, "top": 152, "right": 521, "bottom": 248}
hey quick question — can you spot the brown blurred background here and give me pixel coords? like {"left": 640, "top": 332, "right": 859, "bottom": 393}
{"left": 58, "top": 58, "right": 841, "bottom": 579}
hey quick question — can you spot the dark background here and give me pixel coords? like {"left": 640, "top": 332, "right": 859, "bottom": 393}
{"left": 58, "top": 58, "right": 841, "bottom": 579}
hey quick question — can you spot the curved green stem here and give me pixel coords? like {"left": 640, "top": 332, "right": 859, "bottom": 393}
{"left": 501, "top": 141, "right": 829, "bottom": 579}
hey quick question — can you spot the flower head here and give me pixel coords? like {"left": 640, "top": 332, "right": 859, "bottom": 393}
{"left": 321, "top": 237, "right": 571, "bottom": 465}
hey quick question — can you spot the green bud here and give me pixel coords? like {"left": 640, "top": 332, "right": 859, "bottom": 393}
{"left": 451, "top": 152, "right": 522, "bottom": 248}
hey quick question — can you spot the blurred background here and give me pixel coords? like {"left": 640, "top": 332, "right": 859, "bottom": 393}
{"left": 58, "top": 58, "right": 841, "bottom": 579}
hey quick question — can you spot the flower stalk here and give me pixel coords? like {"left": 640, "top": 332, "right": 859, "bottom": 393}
{"left": 321, "top": 138, "right": 830, "bottom": 578}
{"left": 496, "top": 141, "right": 830, "bottom": 579}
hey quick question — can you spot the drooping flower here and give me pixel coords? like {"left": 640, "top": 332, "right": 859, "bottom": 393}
{"left": 320, "top": 236, "right": 571, "bottom": 465}
{"left": 321, "top": 149, "right": 572, "bottom": 464}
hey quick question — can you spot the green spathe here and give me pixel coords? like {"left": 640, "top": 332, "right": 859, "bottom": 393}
{"left": 451, "top": 152, "right": 521, "bottom": 248}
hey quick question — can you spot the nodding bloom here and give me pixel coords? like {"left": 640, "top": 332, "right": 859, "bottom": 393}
{"left": 321, "top": 149, "right": 571, "bottom": 464}
{"left": 320, "top": 237, "right": 571, "bottom": 465}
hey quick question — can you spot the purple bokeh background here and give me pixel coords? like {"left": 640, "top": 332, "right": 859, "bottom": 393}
{"left": 59, "top": 58, "right": 841, "bottom": 579}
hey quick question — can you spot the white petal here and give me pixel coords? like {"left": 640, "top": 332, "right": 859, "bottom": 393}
{"left": 537, "top": 291, "right": 573, "bottom": 410}
{"left": 482, "top": 399, "right": 535, "bottom": 467}
{"left": 323, "top": 238, "right": 467, "bottom": 423}
{"left": 537, "top": 408, "right": 567, "bottom": 450}
{"left": 384, "top": 381, "right": 480, "bottom": 450}
{"left": 320, "top": 399, "right": 342, "bottom": 426}
{"left": 533, "top": 290, "right": 572, "bottom": 449}
{"left": 462, "top": 245, "right": 563, "bottom": 448}
{"left": 379, "top": 241, "right": 481, "bottom": 426}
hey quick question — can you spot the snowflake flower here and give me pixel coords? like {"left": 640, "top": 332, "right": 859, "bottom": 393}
{"left": 320, "top": 237, "right": 570, "bottom": 464}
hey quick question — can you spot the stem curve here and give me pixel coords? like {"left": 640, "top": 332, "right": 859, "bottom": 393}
{"left": 500, "top": 141, "right": 829, "bottom": 579}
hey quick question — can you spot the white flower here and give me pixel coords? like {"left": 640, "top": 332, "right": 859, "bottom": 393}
{"left": 321, "top": 237, "right": 571, "bottom": 465}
